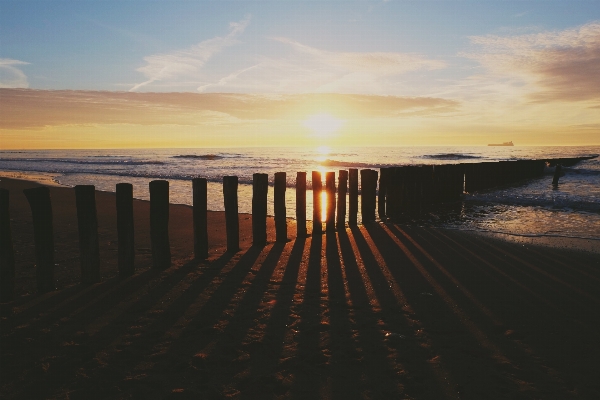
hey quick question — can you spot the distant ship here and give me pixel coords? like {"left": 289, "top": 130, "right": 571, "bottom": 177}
{"left": 488, "top": 141, "right": 514, "bottom": 146}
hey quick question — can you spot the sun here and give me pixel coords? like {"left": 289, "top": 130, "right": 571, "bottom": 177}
{"left": 303, "top": 113, "right": 344, "bottom": 138}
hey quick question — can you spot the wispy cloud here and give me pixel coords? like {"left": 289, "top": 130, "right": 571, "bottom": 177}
{"left": 274, "top": 37, "right": 445, "bottom": 75}
{"left": 0, "top": 89, "right": 458, "bottom": 129}
{"left": 130, "top": 16, "right": 251, "bottom": 91}
{"left": 196, "top": 37, "right": 446, "bottom": 94}
{"left": 465, "top": 21, "right": 600, "bottom": 102}
{"left": 0, "top": 59, "right": 30, "bottom": 88}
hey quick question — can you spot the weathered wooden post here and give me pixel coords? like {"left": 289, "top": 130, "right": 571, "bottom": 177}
{"left": 0, "top": 189, "right": 15, "bottom": 302}
{"left": 149, "top": 180, "right": 171, "bottom": 269}
{"left": 552, "top": 165, "right": 563, "bottom": 186}
{"left": 23, "top": 187, "right": 55, "bottom": 292}
{"left": 348, "top": 168, "right": 358, "bottom": 226}
{"left": 252, "top": 173, "right": 268, "bottom": 246}
{"left": 223, "top": 176, "right": 239, "bottom": 252}
{"left": 116, "top": 183, "right": 135, "bottom": 276}
{"left": 312, "top": 171, "right": 322, "bottom": 234}
{"left": 75, "top": 186, "right": 101, "bottom": 283}
{"left": 325, "top": 172, "right": 336, "bottom": 232}
{"left": 361, "top": 169, "right": 377, "bottom": 223}
{"left": 296, "top": 172, "right": 307, "bottom": 238}
{"left": 192, "top": 178, "right": 208, "bottom": 259}
{"left": 370, "top": 169, "right": 379, "bottom": 219}
{"left": 274, "top": 172, "right": 287, "bottom": 242}
{"left": 387, "top": 167, "right": 400, "bottom": 220}
{"left": 378, "top": 168, "right": 390, "bottom": 220}
{"left": 336, "top": 170, "right": 348, "bottom": 230}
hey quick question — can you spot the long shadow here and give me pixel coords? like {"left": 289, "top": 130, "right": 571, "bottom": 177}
{"left": 289, "top": 234, "right": 324, "bottom": 400}
{"left": 88, "top": 246, "right": 265, "bottom": 399}
{"left": 324, "top": 230, "right": 363, "bottom": 400}
{"left": 418, "top": 227, "right": 592, "bottom": 323}
{"left": 422, "top": 226, "right": 600, "bottom": 311}
{"left": 168, "top": 242, "right": 287, "bottom": 399}
{"left": 239, "top": 238, "right": 306, "bottom": 398}
{"left": 336, "top": 229, "right": 406, "bottom": 398}
{"left": 374, "top": 223, "right": 588, "bottom": 398}
{"left": 8, "top": 251, "right": 238, "bottom": 400}
{"left": 349, "top": 225, "right": 452, "bottom": 398}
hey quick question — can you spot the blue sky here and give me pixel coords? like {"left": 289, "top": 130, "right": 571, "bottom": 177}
{"left": 1, "top": 1, "right": 599, "bottom": 147}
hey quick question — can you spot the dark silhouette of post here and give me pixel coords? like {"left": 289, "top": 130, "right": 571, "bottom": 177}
{"left": 252, "top": 173, "right": 268, "bottom": 246}
{"left": 149, "top": 180, "right": 171, "bottom": 269}
{"left": 361, "top": 169, "right": 377, "bottom": 223}
{"left": 274, "top": 172, "right": 287, "bottom": 242}
{"left": 74, "top": 185, "right": 101, "bottom": 284}
{"left": 336, "top": 170, "right": 348, "bottom": 230}
{"left": 296, "top": 172, "right": 307, "bottom": 238}
{"left": 348, "top": 168, "right": 358, "bottom": 226}
{"left": 378, "top": 168, "right": 390, "bottom": 220}
{"left": 223, "top": 176, "right": 239, "bottom": 252}
{"left": 0, "top": 189, "right": 15, "bottom": 301}
{"left": 23, "top": 187, "right": 55, "bottom": 292}
{"left": 312, "top": 171, "right": 322, "bottom": 234}
{"left": 552, "top": 164, "right": 563, "bottom": 186}
{"left": 387, "top": 168, "right": 399, "bottom": 221}
{"left": 325, "top": 172, "right": 336, "bottom": 232}
{"left": 116, "top": 183, "right": 135, "bottom": 276}
{"left": 192, "top": 178, "right": 208, "bottom": 259}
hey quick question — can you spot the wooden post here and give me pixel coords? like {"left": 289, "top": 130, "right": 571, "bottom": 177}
{"left": 149, "top": 180, "right": 171, "bottom": 269}
{"left": 348, "top": 168, "right": 358, "bottom": 226}
{"left": 386, "top": 167, "right": 400, "bottom": 220}
{"left": 312, "top": 171, "right": 322, "bottom": 234}
{"left": 552, "top": 165, "right": 562, "bottom": 186}
{"left": 192, "top": 178, "right": 208, "bottom": 259}
{"left": 296, "top": 172, "right": 307, "bottom": 238}
{"left": 75, "top": 185, "right": 100, "bottom": 284}
{"left": 223, "top": 176, "right": 239, "bottom": 252}
{"left": 0, "top": 189, "right": 15, "bottom": 302}
{"left": 252, "top": 173, "right": 268, "bottom": 246}
{"left": 23, "top": 187, "right": 55, "bottom": 292}
{"left": 336, "top": 170, "right": 348, "bottom": 230}
{"left": 378, "top": 168, "right": 390, "bottom": 220}
{"left": 274, "top": 172, "right": 287, "bottom": 242}
{"left": 361, "top": 169, "right": 377, "bottom": 223}
{"left": 325, "top": 172, "right": 336, "bottom": 232}
{"left": 116, "top": 183, "right": 135, "bottom": 276}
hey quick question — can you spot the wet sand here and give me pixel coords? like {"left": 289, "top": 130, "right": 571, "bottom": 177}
{"left": 1, "top": 177, "right": 600, "bottom": 399}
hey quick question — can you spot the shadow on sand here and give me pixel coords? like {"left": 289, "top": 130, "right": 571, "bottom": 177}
{"left": 1, "top": 224, "right": 600, "bottom": 399}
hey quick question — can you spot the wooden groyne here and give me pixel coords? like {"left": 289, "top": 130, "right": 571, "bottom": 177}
{"left": 0, "top": 155, "right": 596, "bottom": 300}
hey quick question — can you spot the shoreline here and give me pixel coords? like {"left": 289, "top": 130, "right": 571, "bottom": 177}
{"left": 2, "top": 171, "right": 598, "bottom": 255}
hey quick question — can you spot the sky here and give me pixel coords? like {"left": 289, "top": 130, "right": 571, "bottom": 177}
{"left": 1, "top": 0, "right": 599, "bottom": 149}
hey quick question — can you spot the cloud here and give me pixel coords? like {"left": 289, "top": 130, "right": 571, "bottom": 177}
{"left": 465, "top": 21, "right": 600, "bottom": 102}
{"left": 0, "top": 59, "right": 30, "bottom": 88}
{"left": 195, "top": 37, "right": 445, "bottom": 95}
{"left": 130, "top": 16, "right": 251, "bottom": 91}
{"left": 274, "top": 37, "right": 445, "bottom": 76}
{"left": 0, "top": 89, "right": 459, "bottom": 129}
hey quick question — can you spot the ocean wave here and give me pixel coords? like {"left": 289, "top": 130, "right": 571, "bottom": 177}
{"left": 319, "top": 159, "right": 383, "bottom": 168}
{"left": 172, "top": 154, "right": 224, "bottom": 160}
{"left": 422, "top": 153, "right": 482, "bottom": 160}
{"left": 0, "top": 158, "right": 164, "bottom": 165}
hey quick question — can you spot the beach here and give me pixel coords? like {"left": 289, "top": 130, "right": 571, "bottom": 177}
{"left": 1, "top": 176, "right": 600, "bottom": 399}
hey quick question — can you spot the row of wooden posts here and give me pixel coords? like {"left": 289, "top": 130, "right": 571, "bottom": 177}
{"left": 0, "top": 160, "right": 549, "bottom": 301}
{"left": 0, "top": 169, "right": 370, "bottom": 300}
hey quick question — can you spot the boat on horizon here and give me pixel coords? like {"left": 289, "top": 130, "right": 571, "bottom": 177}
{"left": 488, "top": 141, "right": 514, "bottom": 146}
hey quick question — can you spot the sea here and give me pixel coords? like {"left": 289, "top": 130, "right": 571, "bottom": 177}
{"left": 1, "top": 146, "right": 599, "bottom": 249}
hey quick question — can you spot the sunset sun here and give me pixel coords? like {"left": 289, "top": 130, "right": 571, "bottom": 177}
{"left": 303, "top": 113, "right": 344, "bottom": 138}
